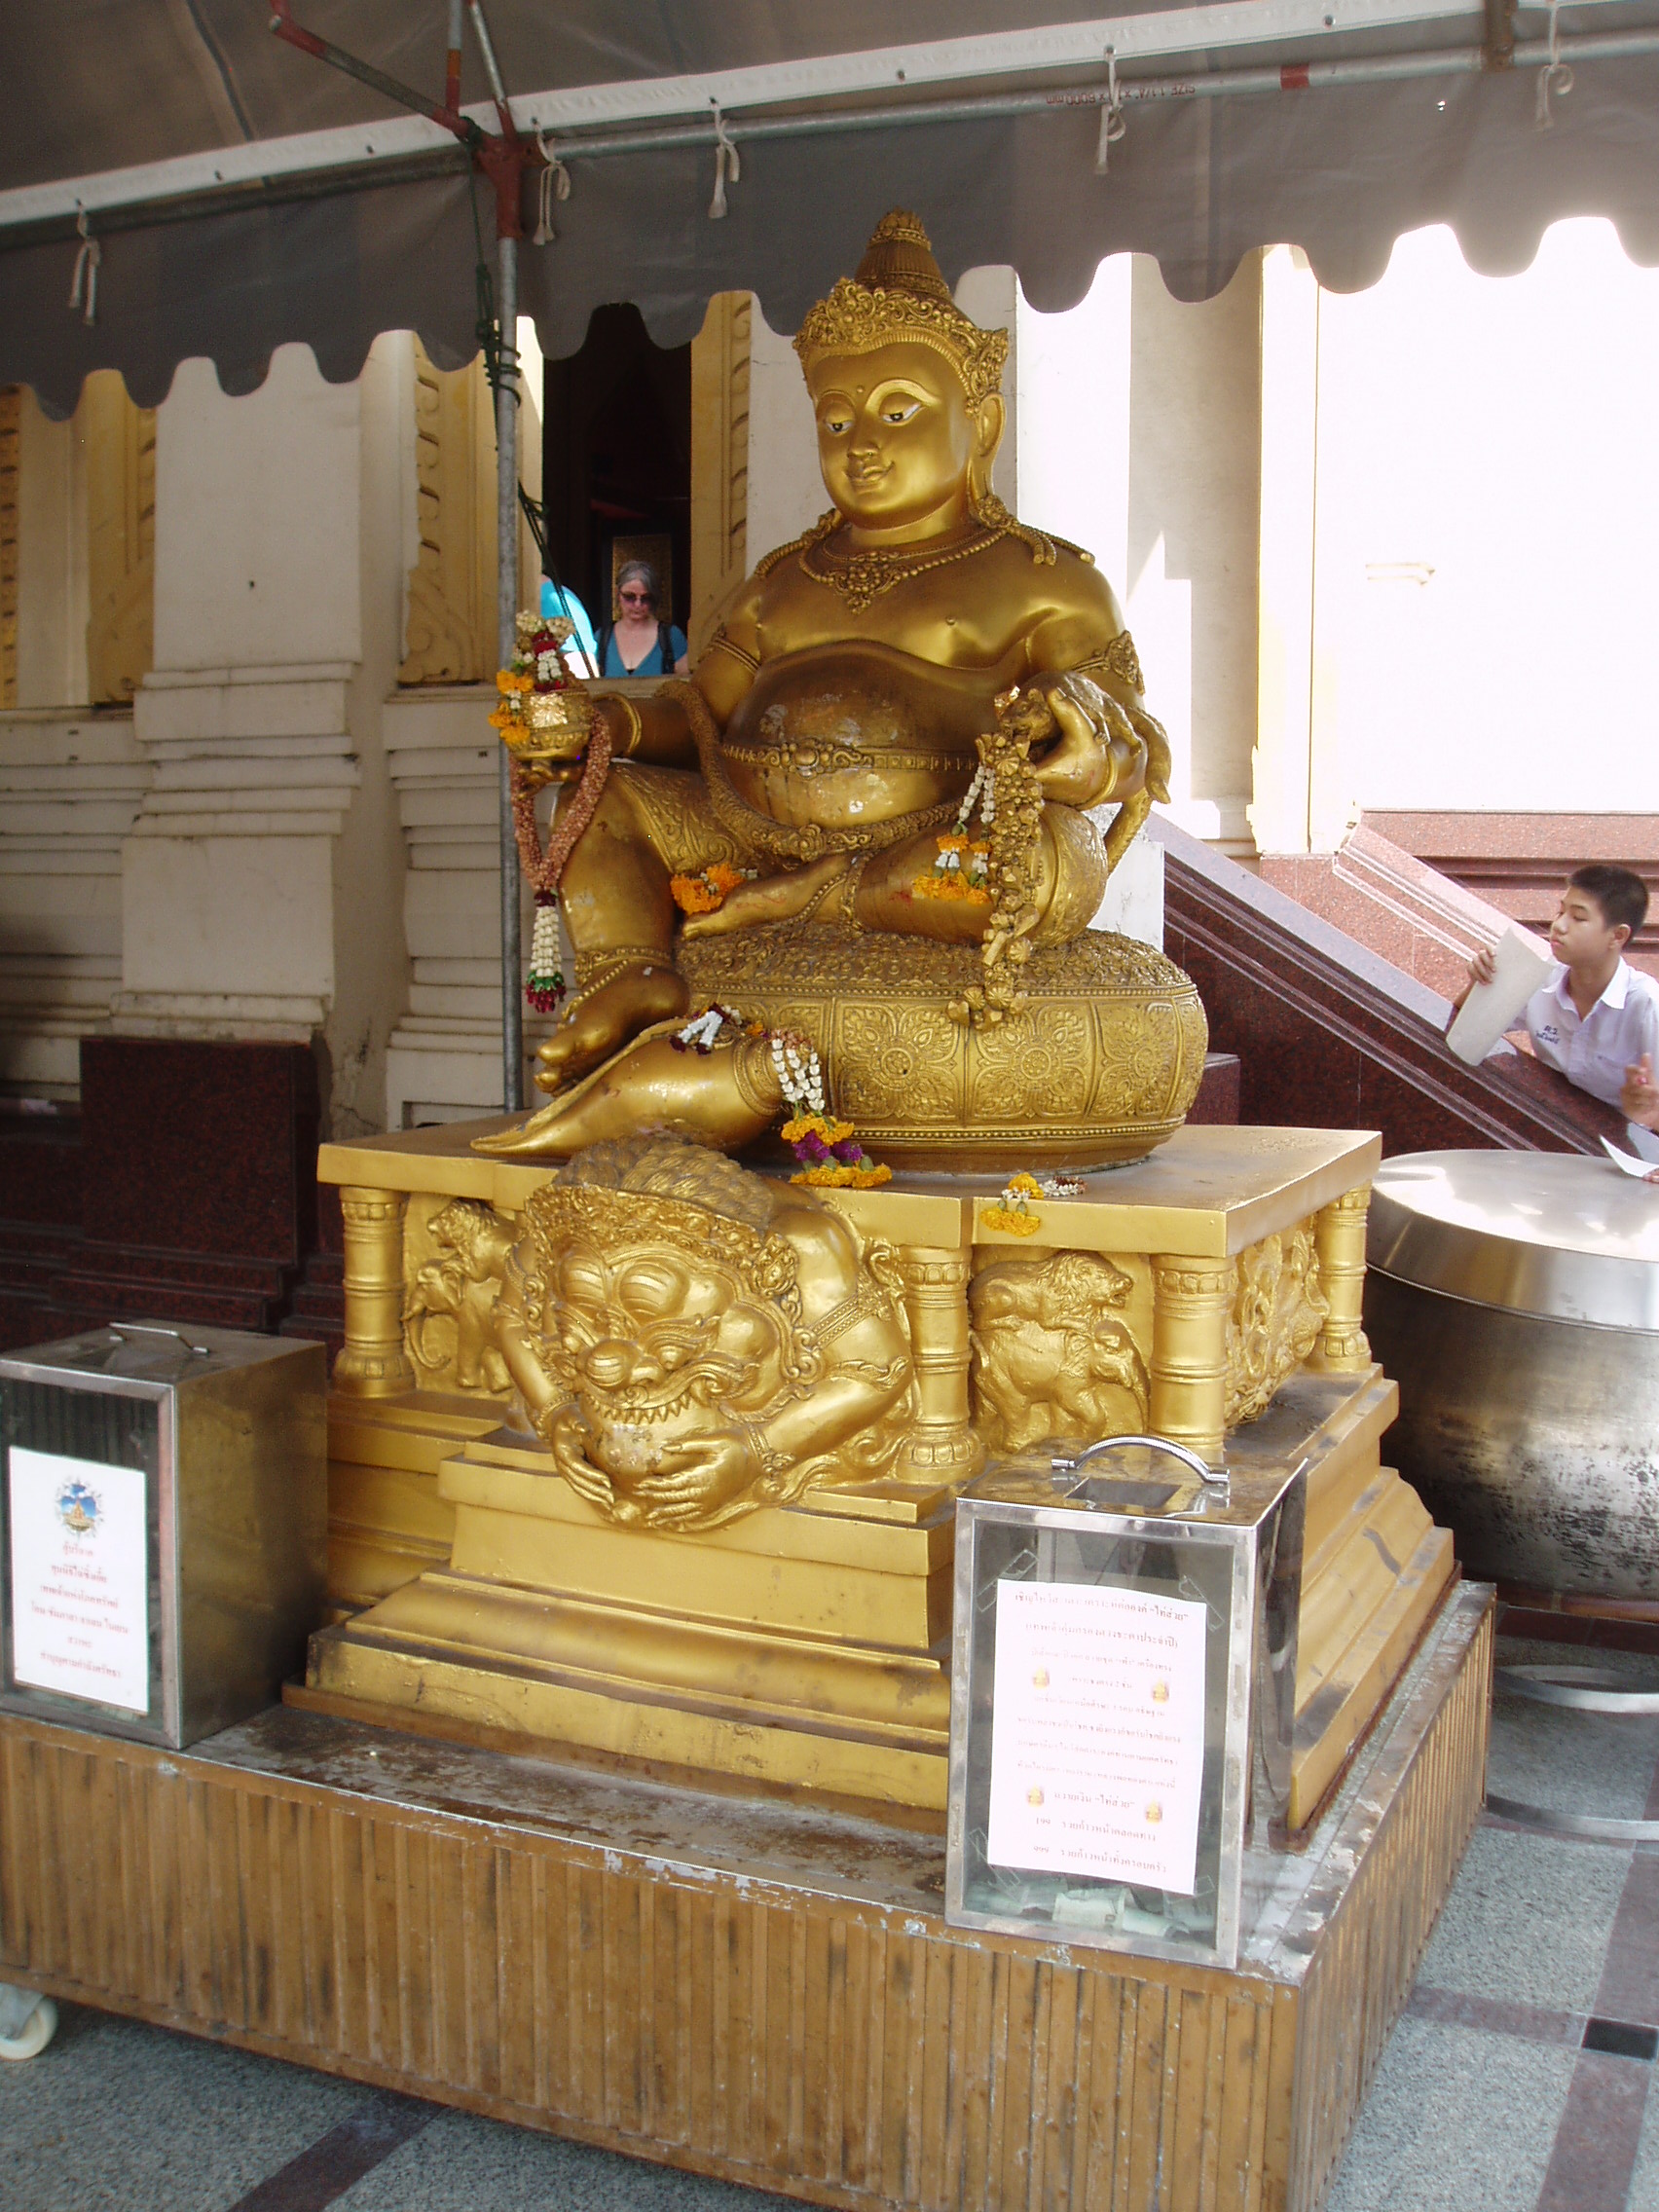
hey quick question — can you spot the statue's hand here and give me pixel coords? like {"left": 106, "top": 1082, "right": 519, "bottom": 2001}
{"left": 1027, "top": 674, "right": 1148, "bottom": 809}
{"left": 621, "top": 1428, "right": 764, "bottom": 1529}
{"left": 548, "top": 1407, "right": 616, "bottom": 1513}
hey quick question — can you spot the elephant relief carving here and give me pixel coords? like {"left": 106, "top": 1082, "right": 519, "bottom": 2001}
{"left": 403, "top": 1198, "right": 516, "bottom": 1395}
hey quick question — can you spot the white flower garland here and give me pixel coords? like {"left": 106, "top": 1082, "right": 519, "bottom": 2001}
{"left": 770, "top": 1032, "right": 826, "bottom": 1116}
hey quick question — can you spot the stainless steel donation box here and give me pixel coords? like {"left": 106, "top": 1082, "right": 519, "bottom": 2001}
{"left": 945, "top": 1439, "right": 1305, "bottom": 1972}
{"left": 0, "top": 1322, "right": 326, "bottom": 1748}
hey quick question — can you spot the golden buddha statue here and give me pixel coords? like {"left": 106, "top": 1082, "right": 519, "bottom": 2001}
{"left": 482, "top": 210, "right": 1204, "bottom": 1167}
{"left": 312, "top": 231, "right": 1452, "bottom": 1823}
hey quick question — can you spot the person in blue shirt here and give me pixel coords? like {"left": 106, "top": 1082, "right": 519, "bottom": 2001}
{"left": 538, "top": 578, "right": 599, "bottom": 674}
{"left": 598, "top": 560, "right": 688, "bottom": 678}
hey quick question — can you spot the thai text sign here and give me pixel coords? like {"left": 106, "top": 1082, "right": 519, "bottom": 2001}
{"left": 8, "top": 1446, "right": 149, "bottom": 1714}
{"left": 986, "top": 1579, "right": 1207, "bottom": 1894}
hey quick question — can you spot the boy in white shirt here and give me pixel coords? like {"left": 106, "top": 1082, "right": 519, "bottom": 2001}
{"left": 1456, "top": 865, "right": 1659, "bottom": 1131}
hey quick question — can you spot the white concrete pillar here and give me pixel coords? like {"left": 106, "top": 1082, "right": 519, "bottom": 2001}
{"left": 1250, "top": 246, "right": 1321, "bottom": 858}
{"left": 1125, "top": 255, "right": 1261, "bottom": 858}
{"left": 117, "top": 340, "right": 409, "bottom": 1135}
{"left": 954, "top": 266, "right": 1019, "bottom": 515}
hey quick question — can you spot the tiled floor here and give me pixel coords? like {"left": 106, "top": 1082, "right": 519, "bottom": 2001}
{"left": 4, "top": 1613, "right": 1659, "bottom": 2212}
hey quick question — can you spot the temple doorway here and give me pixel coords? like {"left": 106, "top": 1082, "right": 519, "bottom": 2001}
{"left": 539, "top": 303, "right": 692, "bottom": 648}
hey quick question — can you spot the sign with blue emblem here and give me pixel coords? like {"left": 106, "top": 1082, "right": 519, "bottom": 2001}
{"left": 8, "top": 1446, "right": 149, "bottom": 1714}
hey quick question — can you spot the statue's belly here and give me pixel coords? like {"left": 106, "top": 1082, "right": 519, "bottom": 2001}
{"left": 719, "top": 647, "right": 999, "bottom": 831}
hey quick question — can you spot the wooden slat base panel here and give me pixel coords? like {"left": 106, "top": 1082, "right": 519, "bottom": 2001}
{"left": 0, "top": 1589, "right": 1492, "bottom": 2212}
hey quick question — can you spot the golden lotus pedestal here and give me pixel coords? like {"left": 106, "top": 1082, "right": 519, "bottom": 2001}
{"left": 302, "top": 1123, "right": 1455, "bottom": 1835}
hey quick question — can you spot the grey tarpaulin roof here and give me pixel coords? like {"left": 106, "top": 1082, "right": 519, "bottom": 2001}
{"left": 4, "top": 0, "right": 1659, "bottom": 416}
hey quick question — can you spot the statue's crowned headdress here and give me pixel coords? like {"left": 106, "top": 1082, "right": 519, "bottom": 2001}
{"left": 793, "top": 211, "right": 1008, "bottom": 410}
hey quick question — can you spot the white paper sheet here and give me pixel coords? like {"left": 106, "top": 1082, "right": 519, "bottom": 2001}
{"left": 1601, "top": 1135, "right": 1659, "bottom": 1182}
{"left": 985, "top": 1579, "right": 1208, "bottom": 1896}
{"left": 8, "top": 1446, "right": 150, "bottom": 1714}
{"left": 1446, "top": 928, "right": 1558, "bottom": 1066}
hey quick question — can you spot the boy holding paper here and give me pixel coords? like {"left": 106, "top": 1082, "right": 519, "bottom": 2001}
{"left": 1456, "top": 866, "right": 1659, "bottom": 1128}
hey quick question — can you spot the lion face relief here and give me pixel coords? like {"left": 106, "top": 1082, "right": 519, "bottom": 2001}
{"left": 548, "top": 1239, "right": 797, "bottom": 1483}
{"left": 491, "top": 1137, "right": 913, "bottom": 1532}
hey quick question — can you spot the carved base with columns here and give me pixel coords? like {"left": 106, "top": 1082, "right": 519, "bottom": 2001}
{"left": 299, "top": 1123, "right": 1449, "bottom": 1829}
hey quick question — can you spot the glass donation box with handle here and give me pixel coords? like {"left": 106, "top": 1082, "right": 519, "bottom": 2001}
{"left": 945, "top": 1440, "right": 1306, "bottom": 1971}
{"left": 0, "top": 1323, "right": 327, "bottom": 1750}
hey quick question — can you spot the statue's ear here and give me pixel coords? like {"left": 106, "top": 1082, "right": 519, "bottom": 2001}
{"left": 976, "top": 390, "right": 1006, "bottom": 464}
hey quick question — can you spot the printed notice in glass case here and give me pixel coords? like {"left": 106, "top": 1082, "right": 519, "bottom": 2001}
{"left": 986, "top": 1580, "right": 1208, "bottom": 1894}
{"left": 8, "top": 1445, "right": 149, "bottom": 1714}
{"left": 946, "top": 1446, "right": 1307, "bottom": 1971}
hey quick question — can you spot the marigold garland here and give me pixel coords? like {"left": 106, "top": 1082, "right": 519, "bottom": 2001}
{"left": 978, "top": 1170, "right": 1085, "bottom": 1235}
{"left": 980, "top": 1171, "right": 1046, "bottom": 1235}
{"left": 670, "top": 862, "right": 754, "bottom": 915}
{"left": 768, "top": 1032, "right": 891, "bottom": 1187}
{"left": 783, "top": 1111, "right": 893, "bottom": 1189}
{"left": 913, "top": 829, "right": 992, "bottom": 904}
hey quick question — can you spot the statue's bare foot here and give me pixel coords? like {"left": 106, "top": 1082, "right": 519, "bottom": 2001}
{"left": 681, "top": 854, "right": 850, "bottom": 940}
{"left": 534, "top": 961, "right": 687, "bottom": 1095}
{"left": 474, "top": 1028, "right": 784, "bottom": 1159}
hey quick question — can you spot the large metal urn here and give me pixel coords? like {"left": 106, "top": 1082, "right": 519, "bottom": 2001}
{"left": 1365, "top": 1150, "right": 1659, "bottom": 1600}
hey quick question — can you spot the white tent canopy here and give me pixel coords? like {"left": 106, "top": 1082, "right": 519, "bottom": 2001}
{"left": 5, "top": 0, "right": 1659, "bottom": 414}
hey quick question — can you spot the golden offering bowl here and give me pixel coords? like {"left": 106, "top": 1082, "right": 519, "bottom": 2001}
{"left": 680, "top": 921, "right": 1208, "bottom": 1170}
{"left": 502, "top": 686, "right": 593, "bottom": 770}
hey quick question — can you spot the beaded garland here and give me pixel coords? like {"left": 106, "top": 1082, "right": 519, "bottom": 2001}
{"left": 495, "top": 614, "right": 609, "bottom": 1014}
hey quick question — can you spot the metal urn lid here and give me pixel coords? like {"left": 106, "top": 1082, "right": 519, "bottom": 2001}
{"left": 1368, "top": 1150, "right": 1659, "bottom": 1331}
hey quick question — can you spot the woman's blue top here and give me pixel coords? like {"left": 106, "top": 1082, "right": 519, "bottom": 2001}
{"left": 601, "top": 624, "right": 687, "bottom": 679}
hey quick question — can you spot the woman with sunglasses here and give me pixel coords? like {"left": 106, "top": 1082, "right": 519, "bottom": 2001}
{"left": 597, "top": 560, "right": 689, "bottom": 679}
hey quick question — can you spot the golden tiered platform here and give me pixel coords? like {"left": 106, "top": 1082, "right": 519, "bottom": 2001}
{"left": 0, "top": 1120, "right": 1488, "bottom": 2211}
{"left": 304, "top": 1123, "right": 1454, "bottom": 1833}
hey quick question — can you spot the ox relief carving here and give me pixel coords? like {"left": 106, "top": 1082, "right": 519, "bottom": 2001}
{"left": 969, "top": 1251, "right": 1151, "bottom": 1454}
{"left": 403, "top": 1198, "right": 515, "bottom": 1397}
{"left": 1226, "top": 1220, "right": 1328, "bottom": 1424}
{"left": 496, "top": 1137, "right": 917, "bottom": 1531}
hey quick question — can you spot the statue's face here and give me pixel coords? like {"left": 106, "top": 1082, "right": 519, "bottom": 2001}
{"left": 552, "top": 1239, "right": 787, "bottom": 1479}
{"left": 808, "top": 341, "right": 995, "bottom": 530}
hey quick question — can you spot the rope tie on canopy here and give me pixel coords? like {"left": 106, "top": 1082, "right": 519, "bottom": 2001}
{"left": 533, "top": 131, "right": 571, "bottom": 243}
{"left": 709, "top": 101, "right": 741, "bottom": 218}
{"left": 1536, "top": 0, "right": 1574, "bottom": 124}
{"left": 67, "top": 210, "right": 100, "bottom": 325}
{"left": 1094, "top": 49, "right": 1127, "bottom": 174}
